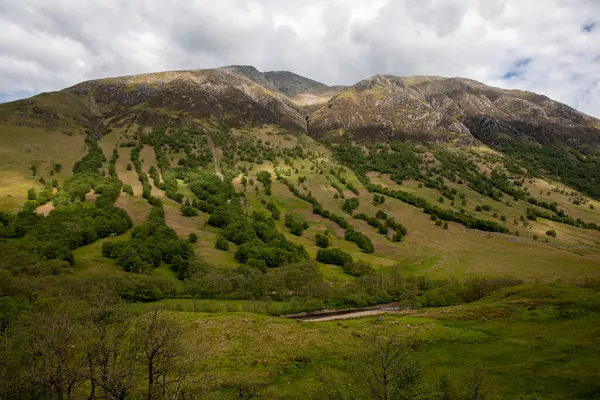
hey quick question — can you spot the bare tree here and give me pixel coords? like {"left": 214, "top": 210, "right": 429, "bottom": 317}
{"left": 136, "top": 310, "right": 185, "bottom": 400}
{"left": 86, "top": 298, "right": 136, "bottom": 400}
{"left": 323, "top": 327, "right": 422, "bottom": 400}
{"left": 23, "top": 300, "right": 89, "bottom": 400}
{"left": 462, "top": 362, "right": 491, "bottom": 400}
{"left": 357, "top": 328, "right": 421, "bottom": 400}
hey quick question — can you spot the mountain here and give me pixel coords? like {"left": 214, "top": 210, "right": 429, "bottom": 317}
{"left": 2, "top": 66, "right": 600, "bottom": 399}
{"left": 3, "top": 66, "right": 598, "bottom": 147}
{"left": 309, "top": 74, "right": 600, "bottom": 146}
{"left": 1, "top": 65, "right": 600, "bottom": 198}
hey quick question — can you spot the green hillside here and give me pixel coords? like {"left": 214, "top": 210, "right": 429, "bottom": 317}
{"left": 1, "top": 68, "right": 600, "bottom": 399}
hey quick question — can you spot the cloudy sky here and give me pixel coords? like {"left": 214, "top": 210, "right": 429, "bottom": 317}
{"left": 1, "top": 0, "right": 599, "bottom": 116}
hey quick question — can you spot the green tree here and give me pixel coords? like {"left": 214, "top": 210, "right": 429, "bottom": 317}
{"left": 188, "top": 232, "right": 198, "bottom": 243}
{"left": 315, "top": 233, "right": 329, "bottom": 248}
{"left": 215, "top": 236, "right": 229, "bottom": 250}
{"left": 27, "top": 188, "right": 37, "bottom": 200}
{"left": 180, "top": 204, "right": 199, "bottom": 217}
{"left": 316, "top": 248, "right": 353, "bottom": 266}
{"left": 122, "top": 184, "right": 134, "bottom": 196}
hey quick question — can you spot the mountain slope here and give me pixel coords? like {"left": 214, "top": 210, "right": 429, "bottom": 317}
{"left": 309, "top": 74, "right": 600, "bottom": 146}
{"left": 1, "top": 66, "right": 600, "bottom": 199}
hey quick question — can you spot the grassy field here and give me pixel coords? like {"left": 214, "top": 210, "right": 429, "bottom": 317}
{"left": 118, "top": 284, "right": 600, "bottom": 399}
{"left": 0, "top": 124, "right": 86, "bottom": 211}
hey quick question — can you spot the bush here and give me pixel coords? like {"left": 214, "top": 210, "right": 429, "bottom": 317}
{"left": 285, "top": 213, "right": 308, "bottom": 236}
{"left": 546, "top": 229, "right": 557, "bottom": 238}
{"left": 435, "top": 219, "right": 443, "bottom": 227}
{"left": 342, "top": 198, "right": 360, "bottom": 214}
{"left": 342, "top": 261, "right": 375, "bottom": 277}
{"left": 215, "top": 236, "right": 229, "bottom": 250}
{"left": 27, "top": 188, "right": 37, "bottom": 200}
{"left": 181, "top": 204, "right": 199, "bottom": 217}
{"left": 443, "top": 222, "right": 449, "bottom": 230}
{"left": 188, "top": 232, "right": 198, "bottom": 243}
{"left": 122, "top": 184, "right": 134, "bottom": 196}
{"left": 375, "top": 209, "right": 388, "bottom": 220}
{"left": 315, "top": 233, "right": 329, "bottom": 248}
{"left": 316, "top": 248, "right": 353, "bottom": 266}
{"left": 344, "top": 228, "right": 374, "bottom": 253}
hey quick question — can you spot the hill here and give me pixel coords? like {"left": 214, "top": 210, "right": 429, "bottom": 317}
{"left": 1, "top": 65, "right": 600, "bottom": 399}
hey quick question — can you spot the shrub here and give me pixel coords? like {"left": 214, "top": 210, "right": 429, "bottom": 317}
{"left": 342, "top": 261, "right": 375, "bottom": 277}
{"left": 375, "top": 210, "right": 388, "bottom": 220}
{"left": 342, "top": 198, "right": 360, "bottom": 214}
{"left": 285, "top": 213, "right": 307, "bottom": 236}
{"left": 344, "top": 229, "right": 374, "bottom": 253}
{"left": 316, "top": 248, "right": 353, "bottom": 266}
{"left": 546, "top": 229, "right": 557, "bottom": 238}
{"left": 122, "top": 184, "right": 134, "bottom": 196}
{"left": 181, "top": 204, "right": 199, "bottom": 217}
{"left": 315, "top": 233, "right": 329, "bottom": 248}
{"left": 27, "top": 188, "right": 37, "bottom": 200}
{"left": 215, "top": 236, "right": 229, "bottom": 250}
{"left": 188, "top": 232, "right": 198, "bottom": 243}
{"left": 443, "top": 222, "right": 449, "bottom": 230}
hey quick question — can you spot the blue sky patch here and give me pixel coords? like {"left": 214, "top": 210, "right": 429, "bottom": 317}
{"left": 583, "top": 22, "right": 596, "bottom": 32}
{"left": 503, "top": 57, "right": 532, "bottom": 80}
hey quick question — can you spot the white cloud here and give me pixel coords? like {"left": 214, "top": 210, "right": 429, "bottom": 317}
{"left": 0, "top": 0, "right": 598, "bottom": 117}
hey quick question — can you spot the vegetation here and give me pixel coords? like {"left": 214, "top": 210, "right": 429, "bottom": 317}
{"left": 2, "top": 88, "right": 600, "bottom": 399}
{"left": 315, "top": 233, "right": 329, "bottom": 248}
{"left": 316, "top": 248, "right": 353, "bottom": 266}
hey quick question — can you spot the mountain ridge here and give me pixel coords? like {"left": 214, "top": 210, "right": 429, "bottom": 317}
{"left": 1, "top": 65, "right": 599, "bottom": 147}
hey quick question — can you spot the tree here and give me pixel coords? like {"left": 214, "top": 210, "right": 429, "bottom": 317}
{"left": 461, "top": 361, "right": 491, "bottom": 400}
{"left": 316, "top": 248, "right": 353, "bottom": 266}
{"left": 54, "top": 163, "right": 62, "bottom": 173}
{"left": 180, "top": 205, "right": 199, "bottom": 217}
{"left": 86, "top": 298, "right": 136, "bottom": 400}
{"left": 215, "top": 236, "right": 229, "bottom": 251}
{"left": 122, "top": 184, "right": 134, "bottom": 196}
{"left": 136, "top": 311, "right": 184, "bottom": 400}
{"left": 315, "top": 233, "right": 329, "bottom": 248}
{"left": 27, "top": 188, "right": 37, "bottom": 200}
{"left": 21, "top": 299, "right": 89, "bottom": 400}
{"left": 188, "top": 233, "right": 198, "bottom": 243}
{"left": 546, "top": 229, "right": 557, "bottom": 238}
{"left": 355, "top": 329, "right": 421, "bottom": 400}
